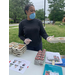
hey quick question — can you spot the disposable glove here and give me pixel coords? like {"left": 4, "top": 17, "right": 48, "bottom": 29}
{"left": 46, "top": 35, "right": 54, "bottom": 42}
{"left": 24, "top": 38, "right": 32, "bottom": 45}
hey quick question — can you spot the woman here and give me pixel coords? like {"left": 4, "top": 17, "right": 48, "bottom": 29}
{"left": 18, "top": 4, "right": 51, "bottom": 51}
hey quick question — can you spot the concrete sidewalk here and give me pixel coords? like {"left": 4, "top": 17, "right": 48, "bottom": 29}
{"left": 9, "top": 23, "right": 19, "bottom": 26}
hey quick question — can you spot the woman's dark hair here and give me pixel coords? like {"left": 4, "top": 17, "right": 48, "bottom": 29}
{"left": 24, "top": 4, "right": 34, "bottom": 15}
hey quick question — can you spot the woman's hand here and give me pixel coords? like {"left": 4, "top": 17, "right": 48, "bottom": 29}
{"left": 46, "top": 35, "right": 54, "bottom": 42}
{"left": 24, "top": 38, "right": 32, "bottom": 45}
{"left": 46, "top": 37, "right": 51, "bottom": 42}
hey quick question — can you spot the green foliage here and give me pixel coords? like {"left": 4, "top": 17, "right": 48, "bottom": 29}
{"left": 55, "top": 21, "right": 65, "bottom": 25}
{"left": 49, "top": 10, "right": 65, "bottom": 21}
{"left": 48, "top": 0, "right": 65, "bottom": 21}
{"left": 9, "top": 0, "right": 31, "bottom": 23}
{"left": 9, "top": 19, "right": 14, "bottom": 23}
{"left": 62, "top": 22, "right": 65, "bottom": 25}
{"left": 35, "top": 9, "right": 44, "bottom": 20}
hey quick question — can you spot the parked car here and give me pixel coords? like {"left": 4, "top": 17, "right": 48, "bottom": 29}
{"left": 42, "top": 21, "right": 53, "bottom": 24}
{"left": 50, "top": 21, "right": 53, "bottom": 24}
{"left": 42, "top": 21, "right": 50, "bottom": 24}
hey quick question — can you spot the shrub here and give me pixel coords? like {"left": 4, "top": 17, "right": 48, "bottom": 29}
{"left": 9, "top": 19, "right": 14, "bottom": 23}
{"left": 62, "top": 22, "right": 65, "bottom": 25}
{"left": 55, "top": 21, "right": 65, "bottom": 25}
{"left": 55, "top": 21, "right": 61, "bottom": 25}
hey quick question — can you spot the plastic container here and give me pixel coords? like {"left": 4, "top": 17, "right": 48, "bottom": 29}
{"left": 48, "top": 37, "right": 65, "bottom": 43}
{"left": 34, "top": 57, "right": 40, "bottom": 65}
{"left": 37, "top": 51, "right": 39, "bottom": 54}
{"left": 58, "top": 37, "right": 65, "bottom": 43}
{"left": 12, "top": 52, "right": 23, "bottom": 57}
{"left": 9, "top": 42, "right": 27, "bottom": 57}
{"left": 41, "top": 55, "right": 45, "bottom": 58}
{"left": 38, "top": 55, "right": 41, "bottom": 57}
{"left": 34, "top": 49, "right": 46, "bottom": 65}
{"left": 9, "top": 42, "right": 18, "bottom": 54}
{"left": 10, "top": 42, "right": 18, "bottom": 46}
{"left": 38, "top": 50, "right": 42, "bottom": 53}
{"left": 34, "top": 57, "right": 37, "bottom": 64}
{"left": 9, "top": 44, "right": 13, "bottom": 54}
{"left": 12, "top": 44, "right": 26, "bottom": 51}
{"left": 40, "top": 58, "right": 44, "bottom": 65}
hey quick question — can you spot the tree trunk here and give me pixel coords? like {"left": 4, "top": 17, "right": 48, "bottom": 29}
{"left": 14, "top": 15, "right": 16, "bottom": 23}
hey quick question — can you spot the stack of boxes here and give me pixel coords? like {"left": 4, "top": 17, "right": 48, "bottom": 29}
{"left": 9, "top": 42, "right": 27, "bottom": 57}
{"left": 34, "top": 49, "right": 46, "bottom": 65}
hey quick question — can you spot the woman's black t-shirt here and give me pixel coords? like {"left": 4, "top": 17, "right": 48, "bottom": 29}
{"left": 18, "top": 18, "right": 48, "bottom": 46}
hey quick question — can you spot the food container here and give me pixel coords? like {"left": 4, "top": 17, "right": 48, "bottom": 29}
{"left": 40, "top": 58, "right": 44, "bottom": 65}
{"left": 13, "top": 52, "right": 23, "bottom": 57}
{"left": 50, "top": 38, "right": 59, "bottom": 43}
{"left": 34, "top": 49, "right": 46, "bottom": 65}
{"left": 41, "top": 55, "right": 45, "bottom": 58}
{"left": 12, "top": 44, "right": 26, "bottom": 51}
{"left": 38, "top": 50, "right": 42, "bottom": 53}
{"left": 49, "top": 36, "right": 65, "bottom": 43}
{"left": 9, "top": 42, "right": 27, "bottom": 57}
{"left": 9, "top": 42, "right": 18, "bottom": 54}
{"left": 9, "top": 44, "right": 13, "bottom": 54}
{"left": 12, "top": 43, "right": 27, "bottom": 57}
{"left": 34, "top": 57, "right": 37, "bottom": 64}
{"left": 58, "top": 37, "right": 65, "bottom": 43}
{"left": 10, "top": 42, "right": 18, "bottom": 46}
{"left": 9, "top": 42, "right": 18, "bottom": 46}
{"left": 34, "top": 57, "right": 40, "bottom": 65}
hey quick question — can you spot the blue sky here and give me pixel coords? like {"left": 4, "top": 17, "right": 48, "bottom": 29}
{"left": 30, "top": 0, "right": 50, "bottom": 17}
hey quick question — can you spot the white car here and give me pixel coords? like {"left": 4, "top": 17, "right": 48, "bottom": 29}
{"left": 42, "top": 21, "right": 53, "bottom": 24}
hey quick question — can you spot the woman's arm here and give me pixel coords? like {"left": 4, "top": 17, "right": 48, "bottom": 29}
{"left": 18, "top": 22, "right": 25, "bottom": 41}
{"left": 39, "top": 20, "right": 54, "bottom": 42}
{"left": 39, "top": 20, "right": 49, "bottom": 40}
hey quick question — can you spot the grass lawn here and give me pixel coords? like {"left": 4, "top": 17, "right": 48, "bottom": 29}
{"left": 9, "top": 24, "right": 65, "bottom": 55}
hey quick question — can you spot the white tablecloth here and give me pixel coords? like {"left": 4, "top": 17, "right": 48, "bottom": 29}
{"left": 9, "top": 50, "right": 65, "bottom": 75}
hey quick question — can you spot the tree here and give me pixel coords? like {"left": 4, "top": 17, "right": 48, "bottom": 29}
{"left": 9, "top": 0, "right": 31, "bottom": 23}
{"left": 35, "top": 9, "right": 44, "bottom": 21}
{"left": 48, "top": 0, "right": 65, "bottom": 21}
{"left": 48, "top": 9, "right": 65, "bottom": 21}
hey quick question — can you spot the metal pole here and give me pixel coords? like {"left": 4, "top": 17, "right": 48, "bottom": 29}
{"left": 44, "top": 0, "right": 46, "bottom": 27}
